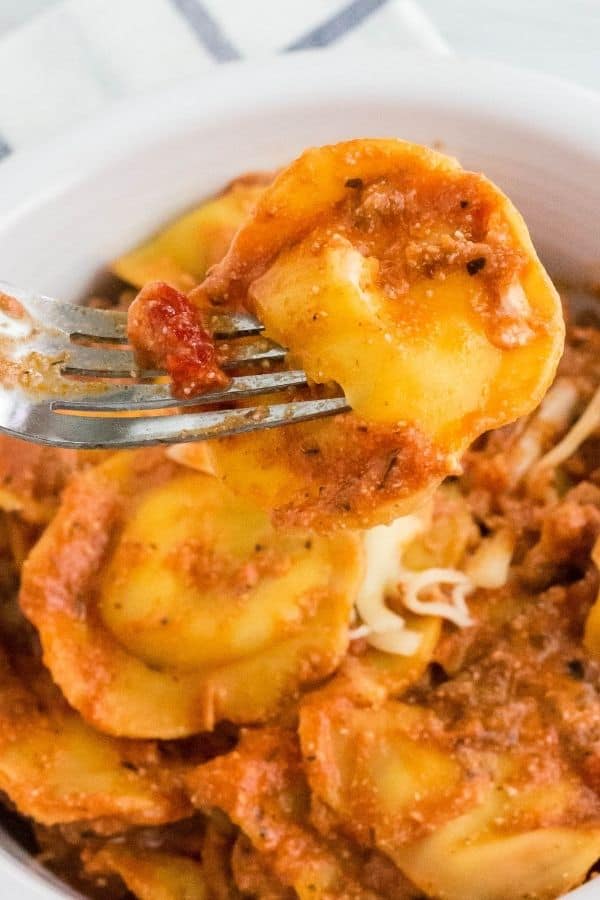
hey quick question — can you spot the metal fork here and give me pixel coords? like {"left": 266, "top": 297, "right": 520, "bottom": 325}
{"left": 0, "top": 283, "right": 349, "bottom": 449}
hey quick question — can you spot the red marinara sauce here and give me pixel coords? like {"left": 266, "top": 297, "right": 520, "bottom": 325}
{"left": 128, "top": 282, "right": 228, "bottom": 398}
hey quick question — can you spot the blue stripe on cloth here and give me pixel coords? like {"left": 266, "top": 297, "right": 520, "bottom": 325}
{"left": 170, "top": 0, "right": 241, "bottom": 61}
{"left": 0, "top": 136, "right": 11, "bottom": 161}
{"left": 286, "top": 0, "right": 390, "bottom": 50}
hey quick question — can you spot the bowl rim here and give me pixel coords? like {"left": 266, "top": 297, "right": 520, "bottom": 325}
{"left": 1, "top": 47, "right": 600, "bottom": 899}
{"left": 2, "top": 47, "right": 600, "bottom": 229}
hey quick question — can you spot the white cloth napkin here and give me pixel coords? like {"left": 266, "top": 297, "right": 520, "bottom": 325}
{"left": 0, "top": 0, "right": 449, "bottom": 161}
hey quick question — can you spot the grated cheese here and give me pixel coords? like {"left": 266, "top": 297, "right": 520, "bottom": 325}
{"left": 534, "top": 383, "right": 600, "bottom": 473}
{"left": 508, "top": 377, "right": 579, "bottom": 482}
{"left": 354, "top": 512, "right": 474, "bottom": 656}
{"left": 465, "top": 527, "right": 515, "bottom": 589}
{"left": 401, "top": 568, "right": 473, "bottom": 625}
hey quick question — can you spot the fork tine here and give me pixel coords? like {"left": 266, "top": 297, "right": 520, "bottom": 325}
{"left": 221, "top": 340, "right": 287, "bottom": 368}
{"left": 10, "top": 331, "right": 160, "bottom": 378}
{"left": 60, "top": 345, "right": 147, "bottom": 377}
{"left": 60, "top": 338, "right": 286, "bottom": 377}
{"left": 208, "top": 311, "right": 264, "bottom": 338}
{"left": 47, "top": 301, "right": 128, "bottom": 341}
{"left": 0, "top": 285, "right": 349, "bottom": 449}
{"left": 1, "top": 282, "right": 265, "bottom": 343}
{"left": 1, "top": 395, "right": 350, "bottom": 449}
{"left": 0, "top": 282, "right": 128, "bottom": 341}
{"left": 54, "top": 371, "right": 309, "bottom": 411}
{"left": 52, "top": 302, "right": 262, "bottom": 341}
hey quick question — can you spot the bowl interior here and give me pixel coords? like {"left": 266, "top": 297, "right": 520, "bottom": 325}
{"left": 1, "top": 51, "right": 600, "bottom": 300}
{"left": 0, "top": 50, "right": 599, "bottom": 900}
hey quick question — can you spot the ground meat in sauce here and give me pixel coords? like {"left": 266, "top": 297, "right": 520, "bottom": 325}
{"left": 332, "top": 173, "right": 533, "bottom": 348}
{"left": 200, "top": 165, "right": 535, "bottom": 353}
{"left": 407, "top": 319, "right": 600, "bottom": 806}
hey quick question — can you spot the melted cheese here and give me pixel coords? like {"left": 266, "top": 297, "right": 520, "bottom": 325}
{"left": 355, "top": 509, "right": 473, "bottom": 655}
{"left": 535, "top": 382, "right": 600, "bottom": 473}
{"left": 507, "top": 376, "right": 579, "bottom": 482}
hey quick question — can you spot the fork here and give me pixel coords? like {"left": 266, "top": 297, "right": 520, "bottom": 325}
{"left": 0, "top": 283, "right": 349, "bottom": 449}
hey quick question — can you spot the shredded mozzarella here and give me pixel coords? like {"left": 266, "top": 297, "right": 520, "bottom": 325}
{"left": 365, "top": 626, "right": 424, "bottom": 656}
{"left": 354, "top": 511, "right": 474, "bottom": 656}
{"left": 401, "top": 568, "right": 473, "bottom": 626}
{"left": 347, "top": 624, "right": 373, "bottom": 642}
{"left": 508, "top": 377, "right": 579, "bottom": 482}
{"left": 534, "top": 383, "right": 600, "bottom": 473}
{"left": 465, "top": 528, "right": 515, "bottom": 589}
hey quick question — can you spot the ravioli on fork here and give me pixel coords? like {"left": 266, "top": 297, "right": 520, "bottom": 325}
{"left": 149, "top": 138, "right": 564, "bottom": 528}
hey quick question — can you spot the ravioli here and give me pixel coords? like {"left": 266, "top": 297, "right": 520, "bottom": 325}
{"left": 85, "top": 846, "right": 209, "bottom": 900}
{"left": 299, "top": 696, "right": 486, "bottom": 848}
{"left": 299, "top": 694, "right": 600, "bottom": 900}
{"left": 187, "top": 727, "right": 389, "bottom": 900}
{"left": 330, "top": 613, "right": 441, "bottom": 706}
{"left": 19, "top": 448, "right": 362, "bottom": 738}
{"left": 173, "top": 415, "right": 448, "bottom": 531}
{"left": 175, "top": 138, "right": 564, "bottom": 528}
{"left": 0, "top": 435, "right": 82, "bottom": 524}
{"left": 0, "top": 645, "right": 190, "bottom": 828}
{"left": 113, "top": 174, "right": 270, "bottom": 292}
{"left": 392, "top": 797, "right": 600, "bottom": 900}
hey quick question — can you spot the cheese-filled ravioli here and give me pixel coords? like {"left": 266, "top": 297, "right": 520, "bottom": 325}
{"left": 299, "top": 672, "right": 600, "bottom": 900}
{"left": 187, "top": 727, "right": 403, "bottom": 900}
{"left": 0, "top": 645, "right": 190, "bottom": 828}
{"left": 175, "top": 139, "right": 563, "bottom": 528}
{"left": 19, "top": 449, "right": 361, "bottom": 738}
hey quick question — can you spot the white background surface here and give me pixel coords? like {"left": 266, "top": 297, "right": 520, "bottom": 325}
{"left": 0, "top": 0, "right": 450, "bottom": 151}
{"left": 2, "top": 0, "right": 600, "bottom": 89}
{"left": 0, "top": 0, "right": 599, "bottom": 156}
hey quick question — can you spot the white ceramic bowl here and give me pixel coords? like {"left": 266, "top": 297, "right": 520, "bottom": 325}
{"left": 1, "top": 50, "right": 600, "bottom": 899}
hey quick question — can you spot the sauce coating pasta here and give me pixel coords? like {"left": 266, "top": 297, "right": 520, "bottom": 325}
{"left": 167, "top": 139, "right": 564, "bottom": 528}
{"left": 2, "top": 145, "right": 599, "bottom": 900}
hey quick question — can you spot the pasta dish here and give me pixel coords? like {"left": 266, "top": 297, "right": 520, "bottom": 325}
{"left": 1, "top": 139, "right": 599, "bottom": 900}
